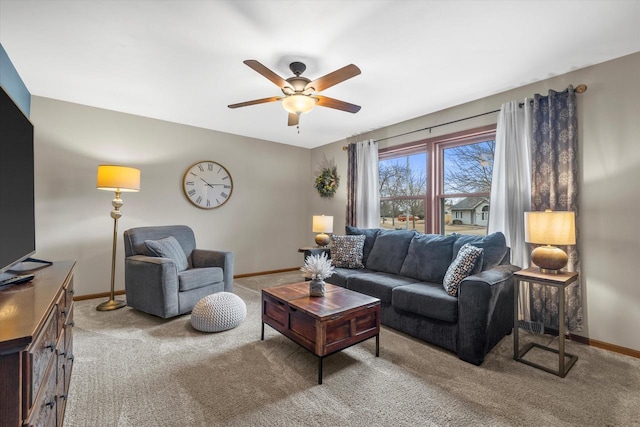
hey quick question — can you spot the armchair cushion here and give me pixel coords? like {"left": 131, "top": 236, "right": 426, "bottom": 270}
{"left": 178, "top": 267, "right": 224, "bottom": 292}
{"left": 145, "top": 236, "right": 189, "bottom": 272}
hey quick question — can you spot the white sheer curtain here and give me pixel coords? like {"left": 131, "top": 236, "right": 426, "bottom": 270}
{"left": 355, "top": 139, "right": 380, "bottom": 228}
{"left": 488, "top": 100, "right": 532, "bottom": 319}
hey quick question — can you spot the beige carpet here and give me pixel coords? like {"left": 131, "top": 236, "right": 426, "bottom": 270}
{"left": 65, "top": 272, "right": 640, "bottom": 426}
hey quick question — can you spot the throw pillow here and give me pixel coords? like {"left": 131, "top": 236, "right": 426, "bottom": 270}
{"left": 443, "top": 243, "right": 483, "bottom": 297}
{"left": 145, "top": 236, "right": 189, "bottom": 272}
{"left": 330, "top": 234, "right": 366, "bottom": 269}
{"left": 345, "top": 226, "right": 379, "bottom": 264}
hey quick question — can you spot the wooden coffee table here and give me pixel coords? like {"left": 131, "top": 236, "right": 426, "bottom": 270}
{"left": 261, "top": 282, "right": 381, "bottom": 384}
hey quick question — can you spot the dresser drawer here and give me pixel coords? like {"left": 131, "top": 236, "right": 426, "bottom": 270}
{"left": 24, "top": 306, "right": 58, "bottom": 411}
{"left": 24, "top": 358, "right": 57, "bottom": 427}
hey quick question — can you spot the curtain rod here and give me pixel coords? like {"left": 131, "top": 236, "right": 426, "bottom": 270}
{"left": 342, "top": 83, "right": 587, "bottom": 151}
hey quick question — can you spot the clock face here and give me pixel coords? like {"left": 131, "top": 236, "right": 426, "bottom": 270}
{"left": 182, "top": 161, "right": 233, "bottom": 209}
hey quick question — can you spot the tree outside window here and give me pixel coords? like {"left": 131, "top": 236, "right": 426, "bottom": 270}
{"left": 378, "top": 126, "right": 496, "bottom": 235}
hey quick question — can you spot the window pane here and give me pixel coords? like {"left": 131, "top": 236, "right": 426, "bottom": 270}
{"left": 443, "top": 140, "right": 495, "bottom": 194}
{"left": 379, "top": 153, "right": 427, "bottom": 197}
{"left": 441, "top": 197, "right": 489, "bottom": 236}
{"left": 380, "top": 199, "right": 425, "bottom": 231}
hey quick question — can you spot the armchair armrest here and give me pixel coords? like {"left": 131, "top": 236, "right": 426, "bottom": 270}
{"left": 124, "top": 255, "right": 180, "bottom": 318}
{"left": 456, "top": 264, "right": 520, "bottom": 365}
{"left": 191, "top": 249, "right": 234, "bottom": 292}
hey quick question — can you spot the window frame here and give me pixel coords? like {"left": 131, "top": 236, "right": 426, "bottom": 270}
{"left": 379, "top": 124, "right": 496, "bottom": 234}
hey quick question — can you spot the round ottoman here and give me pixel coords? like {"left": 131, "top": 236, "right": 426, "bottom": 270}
{"left": 191, "top": 292, "right": 247, "bottom": 332}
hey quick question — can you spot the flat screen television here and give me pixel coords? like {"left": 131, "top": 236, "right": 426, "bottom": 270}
{"left": 0, "top": 86, "right": 36, "bottom": 279}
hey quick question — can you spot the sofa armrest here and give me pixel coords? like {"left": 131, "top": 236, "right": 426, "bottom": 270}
{"left": 456, "top": 264, "right": 520, "bottom": 365}
{"left": 191, "top": 249, "right": 234, "bottom": 292}
{"left": 125, "top": 255, "right": 180, "bottom": 318}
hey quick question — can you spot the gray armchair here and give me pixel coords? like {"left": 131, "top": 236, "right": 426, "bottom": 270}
{"left": 123, "top": 225, "right": 234, "bottom": 318}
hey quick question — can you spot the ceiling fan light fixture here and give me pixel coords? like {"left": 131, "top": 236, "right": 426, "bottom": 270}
{"left": 282, "top": 94, "right": 317, "bottom": 115}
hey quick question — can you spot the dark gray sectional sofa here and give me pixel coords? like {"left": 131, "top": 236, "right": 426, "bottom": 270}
{"left": 309, "top": 227, "right": 519, "bottom": 365}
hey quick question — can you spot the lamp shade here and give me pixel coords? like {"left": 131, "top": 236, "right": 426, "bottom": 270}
{"left": 312, "top": 215, "right": 333, "bottom": 233}
{"left": 524, "top": 210, "right": 576, "bottom": 245}
{"left": 96, "top": 165, "right": 141, "bottom": 192}
{"left": 282, "top": 94, "right": 317, "bottom": 115}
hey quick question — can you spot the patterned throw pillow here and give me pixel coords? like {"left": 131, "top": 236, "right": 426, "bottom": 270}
{"left": 145, "top": 236, "right": 189, "bottom": 272}
{"left": 330, "top": 234, "right": 366, "bottom": 269}
{"left": 442, "top": 243, "right": 483, "bottom": 297}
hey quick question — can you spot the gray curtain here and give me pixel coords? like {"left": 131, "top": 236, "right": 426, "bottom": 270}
{"left": 530, "top": 86, "right": 582, "bottom": 331}
{"left": 346, "top": 143, "right": 357, "bottom": 226}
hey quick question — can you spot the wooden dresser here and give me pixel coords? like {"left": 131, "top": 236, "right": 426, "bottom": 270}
{"left": 0, "top": 261, "right": 76, "bottom": 427}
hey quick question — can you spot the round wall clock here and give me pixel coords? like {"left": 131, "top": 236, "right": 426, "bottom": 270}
{"left": 182, "top": 161, "right": 233, "bottom": 209}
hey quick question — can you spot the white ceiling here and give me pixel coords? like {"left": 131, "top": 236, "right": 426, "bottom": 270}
{"left": 1, "top": 1, "right": 639, "bottom": 149}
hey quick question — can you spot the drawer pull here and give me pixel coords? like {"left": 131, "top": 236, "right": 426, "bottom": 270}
{"left": 59, "top": 393, "right": 67, "bottom": 401}
{"left": 61, "top": 308, "right": 68, "bottom": 316}
{"left": 46, "top": 398, "right": 55, "bottom": 409}
{"left": 68, "top": 355, "right": 74, "bottom": 362}
{"left": 69, "top": 289, "right": 75, "bottom": 295}
{"left": 45, "top": 342, "right": 56, "bottom": 351}
{"left": 290, "top": 307, "right": 298, "bottom": 312}
{"left": 59, "top": 350, "right": 67, "bottom": 357}
{"left": 70, "top": 321, "right": 76, "bottom": 327}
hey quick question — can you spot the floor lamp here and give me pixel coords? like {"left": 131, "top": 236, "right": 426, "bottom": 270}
{"left": 96, "top": 165, "right": 140, "bottom": 311}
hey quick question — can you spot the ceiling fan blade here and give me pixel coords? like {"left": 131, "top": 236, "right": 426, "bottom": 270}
{"left": 304, "top": 64, "right": 361, "bottom": 92}
{"left": 228, "top": 96, "right": 282, "bottom": 109}
{"left": 288, "top": 113, "right": 299, "bottom": 127}
{"left": 244, "top": 60, "right": 293, "bottom": 90}
{"left": 314, "top": 95, "right": 361, "bottom": 113}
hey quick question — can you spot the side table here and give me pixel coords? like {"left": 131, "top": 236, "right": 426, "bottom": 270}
{"left": 513, "top": 267, "right": 578, "bottom": 377}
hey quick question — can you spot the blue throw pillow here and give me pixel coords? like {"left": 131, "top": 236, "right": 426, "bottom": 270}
{"left": 145, "top": 236, "right": 189, "bottom": 272}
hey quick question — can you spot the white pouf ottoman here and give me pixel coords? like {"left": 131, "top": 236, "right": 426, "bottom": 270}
{"left": 191, "top": 292, "right": 247, "bottom": 332}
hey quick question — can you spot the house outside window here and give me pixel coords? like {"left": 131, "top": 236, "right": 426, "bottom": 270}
{"left": 378, "top": 125, "right": 496, "bottom": 235}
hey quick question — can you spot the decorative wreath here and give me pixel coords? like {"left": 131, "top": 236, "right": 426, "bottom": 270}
{"left": 314, "top": 166, "right": 340, "bottom": 198}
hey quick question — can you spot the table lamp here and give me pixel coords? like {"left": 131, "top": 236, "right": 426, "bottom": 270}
{"left": 96, "top": 165, "right": 140, "bottom": 311}
{"left": 312, "top": 215, "right": 333, "bottom": 247}
{"left": 524, "top": 209, "right": 576, "bottom": 274}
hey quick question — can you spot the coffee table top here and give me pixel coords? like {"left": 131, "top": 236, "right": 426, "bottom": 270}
{"left": 262, "top": 282, "right": 380, "bottom": 319}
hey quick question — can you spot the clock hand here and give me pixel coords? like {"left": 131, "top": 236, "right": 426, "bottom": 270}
{"left": 200, "top": 177, "right": 214, "bottom": 188}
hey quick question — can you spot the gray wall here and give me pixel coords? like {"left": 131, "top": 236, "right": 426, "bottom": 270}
{"left": 311, "top": 52, "right": 640, "bottom": 352}
{"left": 31, "top": 97, "right": 311, "bottom": 296}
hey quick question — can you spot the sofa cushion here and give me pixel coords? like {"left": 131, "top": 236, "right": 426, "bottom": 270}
{"left": 365, "top": 229, "right": 416, "bottom": 274}
{"left": 443, "top": 244, "right": 484, "bottom": 297}
{"left": 145, "top": 236, "right": 189, "bottom": 272}
{"left": 330, "top": 267, "right": 374, "bottom": 288}
{"left": 452, "top": 232, "right": 508, "bottom": 271}
{"left": 345, "top": 226, "right": 379, "bottom": 264}
{"left": 330, "top": 234, "right": 366, "bottom": 269}
{"left": 400, "top": 234, "right": 456, "bottom": 283}
{"left": 178, "top": 267, "right": 224, "bottom": 292}
{"left": 392, "top": 282, "right": 459, "bottom": 323}
{"left": 346, "top": 272, "right": 418, "bottom": 304}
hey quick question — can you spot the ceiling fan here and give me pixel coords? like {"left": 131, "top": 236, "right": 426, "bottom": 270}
{"left": 228, "top": 60, "right": 361, "bottom": 127}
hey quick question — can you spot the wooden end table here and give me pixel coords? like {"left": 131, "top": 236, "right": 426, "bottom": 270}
{"left": 261, "top": 282, "right": 380, "bottom": 384}
{"left": 513, "top": 267, "right": 579, "bottom": 377}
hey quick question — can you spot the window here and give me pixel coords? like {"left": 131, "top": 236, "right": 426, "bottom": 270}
{"left": 378, "top": 125, "right": 496, "bottom": 235}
